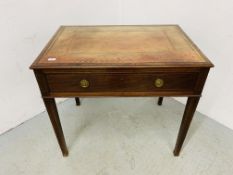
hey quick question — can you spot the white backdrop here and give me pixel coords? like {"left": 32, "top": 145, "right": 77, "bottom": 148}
{"left": 0, "top": 0, "right": 233, "bottom": 134}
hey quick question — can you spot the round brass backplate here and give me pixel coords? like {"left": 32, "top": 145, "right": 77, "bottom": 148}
{"left": 154, "top": 78, "right": 164, "bottom": 88}
{"left": 80, "top": 79, "right": 89, "bottom": 88}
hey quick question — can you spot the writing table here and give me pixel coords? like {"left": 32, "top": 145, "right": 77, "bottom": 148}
{"left": 30, "top": 25, "right": 213, "bottom": 156}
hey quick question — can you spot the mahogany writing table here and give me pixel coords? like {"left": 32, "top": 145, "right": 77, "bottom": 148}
{"left": 30, "top": 25, "right": 213, "bottom": 157}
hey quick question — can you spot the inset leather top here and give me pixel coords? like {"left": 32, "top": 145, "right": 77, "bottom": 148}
{"left": 30, "top": 25, "right": 214, "bottom": 69}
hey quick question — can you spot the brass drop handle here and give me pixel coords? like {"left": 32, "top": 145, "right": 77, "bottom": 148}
{"left": 154, "top": 78, "right": 164, "bottom": 88}
{"left": 80, "top": 79, "right": 89, "bottom": 88}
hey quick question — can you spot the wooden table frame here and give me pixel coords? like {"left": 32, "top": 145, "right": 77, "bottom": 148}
{"left": 33, "top": 67, "right": 209, "bottom": 157}
{"left": 43, "top": 95, "right": 200, "bottom": 157}
{"left": 30, "top": 25, "right": 213, "bottom": 157}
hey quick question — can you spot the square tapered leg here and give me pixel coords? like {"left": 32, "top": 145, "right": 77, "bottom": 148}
{"left": 43, "top": 98, "right": 68, "bottom": 156}
{"left": 75, "top": 97, "right": 80, "bottom": 106}
{"left": 173, "top": 97, "right": 200, "bottom": 156}
{"left": 158, "top": 97, "right": 163, "bottom": 106}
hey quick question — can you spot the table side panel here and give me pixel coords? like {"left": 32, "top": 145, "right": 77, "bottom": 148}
{"left": 33, "top": 68, "right": 209, "bottom": 97}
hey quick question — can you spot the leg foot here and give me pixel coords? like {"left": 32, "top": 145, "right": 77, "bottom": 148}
{"left": 173, "top": 97, "right": 200, "bottom": 156}
{"left": 43, "top": 98, "right": 68, "bottom": 157}
{"left": 75, "top": 97, "right": 80, "bottom": 106}
{"left": 158, "top": 97, "right": 163, "bottom": 106}
{"left": 62, "top": 151, "right": 69, "bottom": 157}
{"left": 173, "top": 150, "right": 180, "bottom": 156}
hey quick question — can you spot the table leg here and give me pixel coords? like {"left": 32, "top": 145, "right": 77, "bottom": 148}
{"left": 157, "top": 97, "right": 163, "bottom": 106}
{"left": 75, "top": 97, "right": 80, "bottom": 106}
{"left": 43, "top": 98, "right": 69, "bottom": 157}
{"left": 173, "top": 97, "right": 200, "bottom": 156}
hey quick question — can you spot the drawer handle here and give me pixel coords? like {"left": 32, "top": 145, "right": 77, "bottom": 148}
{"left": 154, "top": 78, "right": 164, "bottom": 88}
{"left": 80, "top": 79, "right": 89, "bottom": 88}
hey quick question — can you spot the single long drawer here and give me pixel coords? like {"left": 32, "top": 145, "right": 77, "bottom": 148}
{"left": 46, "top": 72, "right": 199, "bottom": 93}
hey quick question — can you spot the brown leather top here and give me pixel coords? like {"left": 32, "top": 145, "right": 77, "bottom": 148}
{"left": 31, "top": 25, "right": 213, "bottom": 68}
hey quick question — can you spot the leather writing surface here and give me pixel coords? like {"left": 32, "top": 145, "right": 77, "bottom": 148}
{"left": 35, "top": 25, "right": 211, "bottom": 67}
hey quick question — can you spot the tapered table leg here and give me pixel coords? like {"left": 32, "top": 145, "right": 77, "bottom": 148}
{"left": 43, "top": 98, "right": 68, "bottom": 156}
{"left": 157, "top": 97, "right": 163, "bottom": 106}
{"left": 75, "top": 97, "right": 80, "bottom": 106}
{"left": 173, "top": 97, "right": 200, "bottom": 156}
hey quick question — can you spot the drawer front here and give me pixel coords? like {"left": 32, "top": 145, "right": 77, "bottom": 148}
{"left": 46, "top": 72, "right": 198, "bottom": 93}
